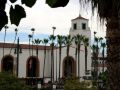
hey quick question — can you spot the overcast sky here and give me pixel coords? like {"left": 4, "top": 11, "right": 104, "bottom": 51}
{"left": 0, "top": 0, "right": 106, "bottom": 44}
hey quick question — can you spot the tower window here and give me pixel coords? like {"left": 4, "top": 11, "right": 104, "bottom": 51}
{"left": 73, "top": 23, "right": 77, "bottom": 30}
{"left": 82, "top": 23, "right": 86, "bottom": 30}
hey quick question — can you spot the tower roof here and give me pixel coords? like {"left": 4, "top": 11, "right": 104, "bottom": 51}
{"left": 72, "top": 15, "right": 88, "bottom": 21}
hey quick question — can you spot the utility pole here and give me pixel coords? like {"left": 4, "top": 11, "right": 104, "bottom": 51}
{"left": 16, "top": 37, "right": 19, "bottom": 77}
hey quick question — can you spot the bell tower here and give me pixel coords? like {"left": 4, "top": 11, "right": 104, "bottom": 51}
{"left": 69, "top": 15, "right": 91, "bottom": 45}
{"left": 69, "top": 15, "right": 91, "bottom": 78}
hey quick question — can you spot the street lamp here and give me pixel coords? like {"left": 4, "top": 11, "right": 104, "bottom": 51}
{"left": 50, "top": 26, "right": 56, "bottom": 90}
{"left": 31, "top": 28, "right": 35, "bottom": 56}
{"left": 52, "top": 26, "right": 56, "bottom": 36}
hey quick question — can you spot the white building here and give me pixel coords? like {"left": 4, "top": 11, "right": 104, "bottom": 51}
{"left": 0, "top": 15, "right": 91, "bottom": 84}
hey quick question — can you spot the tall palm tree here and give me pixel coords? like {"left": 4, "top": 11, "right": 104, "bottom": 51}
{"left": 94, "top": 37, "right": 99, "bottom": 77}
{"left": 101, "top": 42, "right": 106, "bottom": 73}
{"left": 64, "top": 35, "right": 73, "bottom": 57}
{"left": 57, "top": 35, "right": 64, "bottom": 82}
{"left": 49, "top": 34, "right": 56, "bottom": 82}
{"left": 33, "top": 39, "right": 41, "bottom": 58}
{"left": 91, "top": 44, "right": 98, "bottom": 81}
{"left": 28, "top": 34, "right": 32, "bottom": 56}
{"left": 3, "top": 25, "right": 8, "bottom": 57}
{"left": 74, "top": 34, "right": 83, "bottom": 78}
{"left": 64, "top": 35, "right": 73, "bottom": 77}
{"left": 42, "top": 38, "right": 48, "bottom": 82}
{"left": 9, "top": 28, "right": 18, "bottom": 54}
{"left": 78, "top": 0, "right": 120, "bottom": 89}
{"left": 74, "top": 39, "right": 78, "bottom": 71}
{"left": 83, "top": 37, "right": 89, "bottom": 74}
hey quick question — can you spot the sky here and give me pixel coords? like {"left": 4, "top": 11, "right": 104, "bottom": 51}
{"left": 0, "top": 0, "right": 106, "bottom": 44}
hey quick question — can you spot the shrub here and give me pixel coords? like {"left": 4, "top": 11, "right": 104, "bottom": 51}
{"left": 64, "top": 77, "right": 98, "bottom": 90}
{"left": 0, "top": 72, "right": 32, "bottom": 90}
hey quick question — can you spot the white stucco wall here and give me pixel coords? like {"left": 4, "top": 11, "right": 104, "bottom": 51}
{"left": 0, "top": 16, "right": 92, "bottom": 82}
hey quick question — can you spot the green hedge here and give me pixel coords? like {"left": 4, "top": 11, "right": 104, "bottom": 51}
{"left": 0, "top": 72, "right": 32, "bottom": 90}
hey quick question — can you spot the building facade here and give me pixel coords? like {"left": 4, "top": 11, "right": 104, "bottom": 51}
{"left": 0, "top": 15, "right": 91, "bottom": 83}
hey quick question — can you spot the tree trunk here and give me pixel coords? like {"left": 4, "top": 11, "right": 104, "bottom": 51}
{"left": 43, "top": 46, "right": 46, "bottom": 82}
{"left": 66, "top": 45, "right": 69, "bottom": 77}
{"left": 85, "top": 46, "right": 87, "bottom": 73}
{"left": 51, "top": 43, "right": 54, "bottom": 82}
{"left": 106, "top": 16, "right": 120, "bottom": 90}
{"left": 102, "top": 48, "right": 105, "bottom": 72}
{"left": 59, "top": 46, "right": 61, "bottom": 82}
{"left": 75, "top": 47, "right": 77, "bottom": 77}
{"left": 78, "top": 45, "right": 80, "bottom": 78}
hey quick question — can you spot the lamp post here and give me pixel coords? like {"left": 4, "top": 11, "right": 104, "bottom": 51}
{"left": 31, "top": 28, "right": 35, "bottom": 56}
{"left": 50, "top": 26, "right": 56, "bottom": 90}
{"left": 52, "top": 27, "right": 56, "bottom": 36}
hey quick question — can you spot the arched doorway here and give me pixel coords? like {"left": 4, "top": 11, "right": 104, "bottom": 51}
{"left": 26, "top": 56, "right": 39, "bottom": 77}
{"left": 63, "top": 56, "right": 76, "bottom": 77}
{"left": 1, "top": 55, "right": 14, "bottom": 73}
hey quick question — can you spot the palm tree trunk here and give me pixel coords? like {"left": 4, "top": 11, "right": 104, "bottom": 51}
{"left": 51, "top": 43, "right": 54, "bottom": 82}
{"left": 56, "top": 46, "right": 57, "bottom": 81}
{"left": 75, "top": 47, "right": 77, "bottom": 77}
{"left": 59, "top": 46, "right": 61, "bottom": 82}
{"left": 102, "top": 48, "right": 105, "bottom": 72}
{"left": 43, "top": 46, "right": 46, "bottom": 82}
{"left": 66, "top": 45, "right": 69, "bottom": 77}
{"left": 85, "top": 46, "right": 88, "bottom": 72}
{"left": 53, "top": 44, "right": 54, "bottom": 82}
{"left": 36, "top": 45, "right": 38, "bottom": 58}
{"left": 67, "top": 45, "right": 69, "bottom": 56}
{"left": 78, "top": 45, "right": 80, "bottom": 78}
{"left": 96, "top": 44, "right": 99, "bottom": 80}
{"left": 106, "top": 16, "right": 120, "bottom": 90}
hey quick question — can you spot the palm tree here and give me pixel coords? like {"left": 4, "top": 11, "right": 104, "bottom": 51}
{"left": 28, "top": 34, "right": 32, "bottom": 56}
{"left": 57, "top": 35, "right": 64, "bottom": 82}
{"left": 42, "top": 38, "right": 48, "bottom": 82}
{"left": 94, "top": 37, "right": 99, "bottom": 76}
{"left": 3, "top": 25, "right": 8, "bottom": 57}
{"left": 9, "top": 28, "right": 18, "bottom": 54}
{"left": 74, "top": 34, "right": 83, "bottom": 78}
{"left": 49, "top": 34, "right": 56, "bottom": 82}
{"left": 64, "top": 35, "right": 73, "bottom": 77}
{"left": 64, "top": 35, "right": 73, "bottom": 57}
{"left": 33, "top": 39, "right": 41, "bottom": 58}
{"left": 91, "top": 44, "right": 98, "bottom": 81}
{"left": 78, "top": 0, "right": 120, "bottom": 89}
{"left": 74, "top": 39, "right": 78, "bottom": 71}
{"left": 83, "top": 37, "right": 89, "bottom": 74}
{"left": 101, "top": 42, "right": 106, "bottom": 73}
